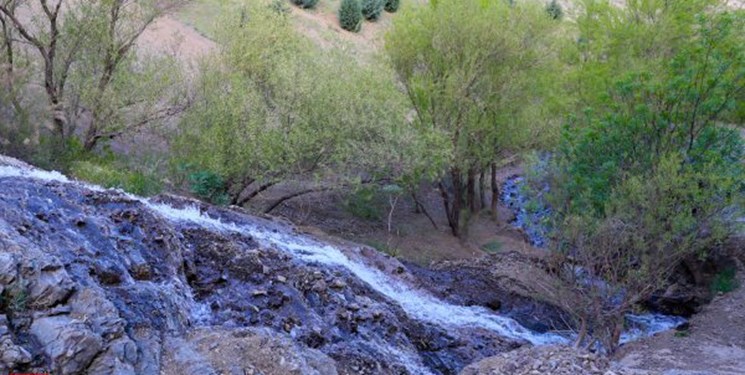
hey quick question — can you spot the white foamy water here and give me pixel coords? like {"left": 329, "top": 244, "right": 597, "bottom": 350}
{"left": 145, "top": 200, "right": 568, "bottom": 346}
{"left": 3, "top": 163, "right": 695, "bottom": 372}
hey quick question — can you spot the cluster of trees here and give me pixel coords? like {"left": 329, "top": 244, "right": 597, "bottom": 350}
{"left": 0, "top": 0, "right": 742, "bottom": 353}
{"left": 532, "top": 0, "right": 744, "bottom": 351}
{"left": 339, "top": 0, "right": 399, "bottom": 32}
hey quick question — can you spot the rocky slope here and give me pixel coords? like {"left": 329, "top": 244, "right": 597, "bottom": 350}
{"left": 0, "top": 156, "right": 569, "bottom": 375}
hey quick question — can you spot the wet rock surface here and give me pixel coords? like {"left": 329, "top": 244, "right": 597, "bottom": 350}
{"left": 406, "top": 253, "right": 573, "bottom": 334}
{"left": 0, "top": 160, "right": 535, "bottom": 374}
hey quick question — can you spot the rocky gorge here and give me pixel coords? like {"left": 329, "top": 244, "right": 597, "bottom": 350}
{"left": 0, "top": 155, "right": 725, "bottom": 375}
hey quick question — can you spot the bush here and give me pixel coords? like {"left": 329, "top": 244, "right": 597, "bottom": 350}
{"left": 711, "top": 268, "right": 739, "bottom": 294}
{"left": 344, "top": 185, "right": 383, "bottom": 220}
{"left": 384, "top": 0, "right": 400, "bottom": 13}
{"left": 339, "top": 0, "right": 362, "bottom": 31}
{"left": 188, "top": 171, "right": 230, "bottom": 205}
{"left": 361, "top": 0, "right": 384, "bottom": 21}
{"left": 70, "top": 160, "right": 163, "bottom": 196}
{"left": 291, "top": 0, "right": 319, "bottom": 9}
{"left": 545, "top": 0, "right": 562, "bottom": 20}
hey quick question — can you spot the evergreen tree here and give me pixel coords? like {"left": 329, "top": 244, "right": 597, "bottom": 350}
{"left": 339, "top": 0, "right": 362, "bottom": 32}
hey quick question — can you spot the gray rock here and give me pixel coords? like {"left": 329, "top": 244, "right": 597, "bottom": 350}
{"left": 30, "top": 315, "right": 103, "bottom": 374}
{"left": 86, "top": 337, "right": 139, "bottom": 375}
{"left": 24, "top": 257, "right": 75, "bottom": 309}
{"left": 0, "top": 253, "right": 17, "bottom": 285}
{"left": 69, "top": 288, "right": 126, "bottom": 340}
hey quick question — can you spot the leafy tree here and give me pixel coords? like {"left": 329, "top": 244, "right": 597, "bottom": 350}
{"left": 174, "top": 1, "right": 414, "bottom": 211}
{"left": 361, "top": 0, "right": 384, "bottom": 20}
{"left": 540, "top": 3, "right": 744, "bottom": 352}
{"left": 339, "top": 0, "right": 363, "bottom": 32}
{"left": 386, "top": 0, "right": 566, "bottom": 237}
{"left": 384, "top": 0, "right": 400, "bottom": 13}
{"left": 0, "top": 0, "right": 184, "bottom": 157}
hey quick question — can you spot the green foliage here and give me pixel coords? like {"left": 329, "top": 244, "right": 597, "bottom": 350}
{"left": 270, "top": 0, "right": 291, "bottom": 14}
{"left": 384, "top": 0, "right": 400, "bottom": 13}
{"left": 339, "top": 0, "right": 363, "bottom": 31}
{"left": 545, "top": 0, "right": 562, "bottom": 20}
{"left": 481, "top": 240, "right": 503, "bottom": 254}
{"left": 70, "top": 160, "right": 163, "bottom": 196}
{"left": 291, "top": 0, "right": 319, "bottom": 9}
{"left": 188, "top": 170, "right": 230, "bottom": 205}
{"left": 711, "top": 268, "right": 739, "bottom": 294}
{"left": 175, "top": 1, "right": 412, "bottom": 205}
{"left": 344, "top": 186, "right": 384, "bottom": 220}
{"left": 386, "top": 0, "right": 567, "bottom": 236}
{"left": 539, "top": 4, "right": 745, "bottom": 352}
{"left": 361, "top": 0, "right": 384, "bottom": 20}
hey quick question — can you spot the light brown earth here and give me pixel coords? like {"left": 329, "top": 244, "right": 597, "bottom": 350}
{"left": 613, "top": 265, "right": 745, "bottom": 375}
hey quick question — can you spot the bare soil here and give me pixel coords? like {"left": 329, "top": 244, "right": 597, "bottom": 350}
{"left": 613, "top": 266, "right": 745, "bottom": 375}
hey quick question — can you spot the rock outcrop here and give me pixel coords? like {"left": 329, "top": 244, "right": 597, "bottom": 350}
{"left": 0, "top": 157, "right": 543, "bottom": 374}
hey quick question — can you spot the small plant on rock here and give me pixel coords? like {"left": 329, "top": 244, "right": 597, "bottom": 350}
{"left": 292, "top": 0, "right": 319, "bottom": 9}
{"left": 339, "top": 0, "right": 362, "bottom": 32}
{"left": 361, "top": 0, "right": 384, "bottom": 21}
{"left": 384, "top": 0, "right": 400, "bottom": 13}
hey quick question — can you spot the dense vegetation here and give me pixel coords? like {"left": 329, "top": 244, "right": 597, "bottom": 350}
{"left": 0, "top": 0, "right": 742, "bottom": 354}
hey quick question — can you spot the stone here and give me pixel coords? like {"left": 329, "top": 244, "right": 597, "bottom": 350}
{"left": 24, "top": 257, "right": 75, "bottom": 309}
{"left": 30, "top": 315, "right": 103, "bottom": 375}
{"left": 0, "top": 253, "right": 18, "bottom": 285}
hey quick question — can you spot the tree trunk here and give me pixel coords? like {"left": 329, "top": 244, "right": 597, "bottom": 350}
{"left": 490, "top": 162, "right": 499, "bottom": 220}
{"left": 466, "top": 167, "right": 477, "bottom": 213}
{"left": 479, "top": 169, "right": 486, "bottom": 211}
{"left": 439, "top": 168, "right": 464, "bottom": 238}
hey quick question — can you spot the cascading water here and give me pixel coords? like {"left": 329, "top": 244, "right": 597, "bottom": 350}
{"left": 0, "top": 164, "right": 566, "bottom": 375}
{"left": 501, "top": 175, "right": 687, "bottom": 342}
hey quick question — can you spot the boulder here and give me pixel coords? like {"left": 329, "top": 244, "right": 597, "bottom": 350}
{"left": 23, "top": 257, "right": 75, "bottom": 309}
{"left": 30, "top": 315, "right": 103, "bottom": 374}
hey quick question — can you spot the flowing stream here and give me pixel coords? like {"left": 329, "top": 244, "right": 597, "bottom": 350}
{"left": 501, "top": 175, "right": 687, "bottom": 343}
{"left": 0, "top": 164, "right": 687, "bottom": 374}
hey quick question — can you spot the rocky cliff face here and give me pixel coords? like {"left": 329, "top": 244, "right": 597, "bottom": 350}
{"left": 0, "top": 157, "right": 569, "bottom": 375}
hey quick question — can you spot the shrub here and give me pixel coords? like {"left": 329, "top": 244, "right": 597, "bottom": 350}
{"left": 384, "top": 0, "right": 400, "bottom": 13}
{"left": 188, "top": 171, "right": 230, "bottom": 205}
{"left": 339, "top": 0, "right": 362, "bottom": 32}
{"left": 70, "top": 160, "right": 162, "bottom": 196}
{"left": 344, "top": 185, "right": 383, "bottom": 220}
{"left": 270, "top": 0, "right": 291, "bottom": 14}
{"left": 545, "top": 0, "right": 563, "bottom": 20}
{"left": 711, "top": 268, "right": 739, "bottom": 294}
{"left": 361, "top": 0, "right": 384, "bottom": 21}
{"left": 291, "top": 0, "right": 319, "bottom": 9}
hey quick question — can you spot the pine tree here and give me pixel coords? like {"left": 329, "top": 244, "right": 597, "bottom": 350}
{"left": 339, "top": 0, "right": 362, "bottom": 32}
{"left": 361, "top": 0, "right": 384, "bottom": 21}
{"left": 384, "top": 0, "right": 400, "bottom": 13}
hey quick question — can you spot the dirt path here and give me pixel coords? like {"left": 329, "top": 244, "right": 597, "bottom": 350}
{"left": 613, "top": 269, "right": 745, "bottom": 374}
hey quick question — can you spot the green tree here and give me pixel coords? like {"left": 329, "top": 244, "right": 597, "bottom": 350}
{"left": 339, "top": 0, "right": 363, "bottom": 32}
{"left": 361, "top": 0, "right": 384, "bottom": 21}
{"left": 384, "top": 0, "right": 400, "bottom": 13}
{"left": 0, "top": 0, "right": 184, "bottom": 158}
{"left": 386, "top": 0, "right": 566, "bottom": 237}
{"left": 174, "top": 1, "right": 414, "bottom": 211}
{"left": 541, "top": 3, "right": 744, "bottom": 352}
